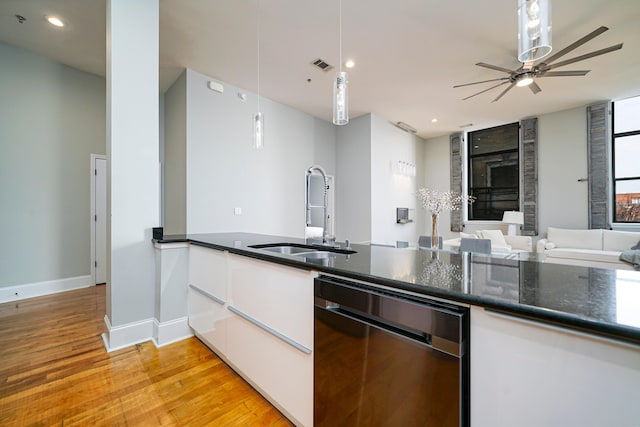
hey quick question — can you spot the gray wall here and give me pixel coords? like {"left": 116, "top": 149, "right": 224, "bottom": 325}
{"left": 335, "top": 114, "right": 372, "bottom": 243}
{"left": 163, "top": 69, "right": 336, "bottom": 237}
{"left": 0, "top": 42, "right": 106, "bottom": 288}
{"left": 163, "top": 71, "right": 187, "bottom": 234}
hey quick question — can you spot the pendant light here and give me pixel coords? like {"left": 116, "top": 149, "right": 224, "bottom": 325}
{"left": 253, "top": 0, "right": 264, "bottom": 149}
{"left": 333, "top": 0, "right": 349, "bottom": 125}
{"left": 517, "top": 0, "right": 552, "bottom": 63}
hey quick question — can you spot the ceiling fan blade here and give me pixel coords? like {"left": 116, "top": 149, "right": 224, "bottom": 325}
{"left": 528, "top": 81, "right": 542, "bottom": 94}
{"left": 541, "top": 26, "right": 609, "bottom": 65}
{"left": 492, "top": 81, "right": 517, "bottom": 102}
{"left": 475, "top": 62, "right": 516, "bottom": 74}
{"left": 540, "top": 70, "right": 590, "bottom": 77}
{"left": 453, "top": 77, "right": 511, "bottom": 88}
{"left": 544, "top": 43, "right": 623, "bottom": 71}
{"left": 462, "top": 80, "right": 510, "bottom": 101}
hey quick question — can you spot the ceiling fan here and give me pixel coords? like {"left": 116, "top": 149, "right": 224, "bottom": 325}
{"left": 454, "top": 26, "right": 623, "bottom": 102}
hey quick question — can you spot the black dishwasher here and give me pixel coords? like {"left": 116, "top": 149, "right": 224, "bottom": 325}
{"left": 314, "top": 275, "right": 469, "bottom": 427}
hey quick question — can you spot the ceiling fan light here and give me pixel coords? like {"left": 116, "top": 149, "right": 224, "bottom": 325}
{"left": 518, "top": 0, "right": 552, "bottom": 62}
{"left": 516, "top": 75, "right": 534, "bottom": 87}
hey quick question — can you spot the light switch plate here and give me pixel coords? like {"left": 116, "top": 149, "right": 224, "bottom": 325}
{"left": 234, "top": 207, "right": 242, "bottom": 216}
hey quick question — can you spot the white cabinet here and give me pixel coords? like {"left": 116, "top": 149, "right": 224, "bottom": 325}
{"left": 227, "top": 254, "right": 316, "bottom": 427}
{"left": 471, "top": 306, "right": 640, "bottom": 427}
{"left": 187, "top": 245, "right": 229, "bottom": 354}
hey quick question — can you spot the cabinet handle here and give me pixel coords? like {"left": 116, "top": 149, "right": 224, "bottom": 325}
{"left": 228, "top": 305, "right": 312, "bottom": 355}
{"left": 189, "top": 284, "right": 225, "bottom": 306}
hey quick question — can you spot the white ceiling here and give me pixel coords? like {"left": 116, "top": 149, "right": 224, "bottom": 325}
{"left": 1, "top": 0, "right": 639, "bottom": 139}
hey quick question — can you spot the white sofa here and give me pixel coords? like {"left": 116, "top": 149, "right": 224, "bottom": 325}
{"left": 444, "top": 230, "right": 533, "bottom": 255}
{"left": 536, "top": 227, "right": 640, "bottom": 270}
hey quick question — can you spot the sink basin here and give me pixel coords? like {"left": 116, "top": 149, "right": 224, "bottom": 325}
{"left": 294, "top": 251, "right": 335, "bottom": 259}
{"left": 249, "top": 243, "right": 356, "bottom": 255}
{"left": 252, "top": 245, "right": 315, "bottom": 255}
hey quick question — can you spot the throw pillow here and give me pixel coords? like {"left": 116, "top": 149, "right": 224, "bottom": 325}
{"left": 633, "top": 240, "right": 640, "bottom": 250}
{"left": 478, "top": 229, "right": 510, "bottom": 250}
{"left": 545, "top": 242, "right": 556, "bottom": 250}
{"left": 460, "top": 232, "right": 478, "bottom": 239}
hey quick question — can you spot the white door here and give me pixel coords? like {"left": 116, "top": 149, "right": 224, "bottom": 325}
{"left": 94, "top": 157, "right": 107, "bottom": 284}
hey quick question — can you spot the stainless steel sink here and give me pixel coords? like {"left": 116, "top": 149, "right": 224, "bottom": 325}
{"left": 248, "top": 243, "right": 356, "bottom": 256}
{"left": 256, "top": 245, "right": 317, "bottom": 255}
{"left": 294, "top": 251, "right": 335, "bottom": 259}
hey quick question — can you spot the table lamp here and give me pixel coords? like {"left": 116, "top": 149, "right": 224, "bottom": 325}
{"left": 502, "top": 211, "right": 524, "bottom": 236}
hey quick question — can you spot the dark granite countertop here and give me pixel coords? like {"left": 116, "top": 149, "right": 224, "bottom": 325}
{"left": 156, "top": 232, "right": 640, "bottom": 346}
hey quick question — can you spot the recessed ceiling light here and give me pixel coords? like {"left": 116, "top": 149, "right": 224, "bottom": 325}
{"left": 431, "top": 118, "right": 438, "bottom": 123}
{"left": 46, "top": 15, "right": 64, "bottom": 27}
{"left": 345, "top": 59, "right": 355, "bottom": 68}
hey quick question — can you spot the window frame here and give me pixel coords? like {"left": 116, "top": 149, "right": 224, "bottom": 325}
{"left": 466, "top": 122, "right": 520, "bottom": 221}
{"left": 612, "top": 101, "right": 640, "bottom": 224}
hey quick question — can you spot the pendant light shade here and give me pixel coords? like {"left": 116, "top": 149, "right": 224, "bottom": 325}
{"left": 333, "top": 71, "right": 349, "bottom": 125}
{"left": 253, "top": 112, "right": 264, "bottom": 149}
{"left": 517, "top": 0, "right": 552, "bottom": 63}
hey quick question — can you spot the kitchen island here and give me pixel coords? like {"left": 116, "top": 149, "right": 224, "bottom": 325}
{"left": 155, "top": 232, "right": 640, "bottom": 427}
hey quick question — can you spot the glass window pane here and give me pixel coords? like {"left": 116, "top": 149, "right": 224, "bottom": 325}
{"left": 614, "top": 96, "right": 640, "bottom": 134}
{"left": 615, "top": 179, "right": 640, "bottom": 222}
{"left": 470, "top": 123, "right": 519, "bottom": 155}
{"left": 614, "top": 135, "right": 640, "bottom": 179}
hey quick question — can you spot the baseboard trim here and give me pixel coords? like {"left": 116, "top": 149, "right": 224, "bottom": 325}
{"left": 0, "top": 275, "right": 93, "bottom": 304}
{"left": 102, "top": 315, "right": 154, "bottom": 352}
{"left": 152, "top": 316, "right": 193, "bottom": 348}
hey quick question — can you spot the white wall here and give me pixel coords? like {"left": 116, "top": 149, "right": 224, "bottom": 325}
{"left": 163, "top": 69, "right": 335, "bottom": 238}
{"left": 422, "top": 106, "right": 593, "bottom": 239}
{"left": 421, "top": 134, "right": 457, "bottom": 240}
{"left": 538, "top": 106, "right": 588, "bottom": 234}
{"left": 370, "top": 114, "right": 425, "bottom": 245}
{"left": 0, "top": 42, "right": 105, "bottom": 290}
{"left": 105, "top": 0, "right": 159, "bottom": 338}
{"left": 335, "top": 114, "right": 372, "bottom": 243}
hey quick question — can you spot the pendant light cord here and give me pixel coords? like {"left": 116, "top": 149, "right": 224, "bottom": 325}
{"left": 257, "top": 0, "right": 260, "bottom": 110}
{"left": 339, "top": 0, "right": 342, "bottom": 73}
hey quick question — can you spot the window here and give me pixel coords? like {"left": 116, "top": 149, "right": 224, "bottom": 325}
{"left": 613, "top": 96, "right": 640, "bottom": 223}
{"left": 468, "top": 123, "right": 519, "bottom": 220}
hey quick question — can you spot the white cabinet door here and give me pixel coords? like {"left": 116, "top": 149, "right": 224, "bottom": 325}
{"left": 227, "top": 255, "right": 315, "bottom": 427}
{"left": 228, "top": 255, "right": 314, "bottom": 350}
{"left": 188, "top": 246, "right": 229, "bottom": 354}
{"left": 471, "top": 306, "right": 640, "bottom": 427}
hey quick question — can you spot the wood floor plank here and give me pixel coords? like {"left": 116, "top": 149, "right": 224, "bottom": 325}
{"left": 0, "top": 285, "right": 293, "bottom": 426}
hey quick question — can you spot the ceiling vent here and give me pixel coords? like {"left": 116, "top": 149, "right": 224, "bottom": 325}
{"left": 311, "top": 58, "right": 334, "bottom": 72}
{"left": 394, "top": 122, "right": 417, "bottom": 134}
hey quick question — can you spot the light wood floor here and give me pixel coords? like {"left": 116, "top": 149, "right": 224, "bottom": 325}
{"left": 0, "top": 285, "right": 293, "bottom": 426}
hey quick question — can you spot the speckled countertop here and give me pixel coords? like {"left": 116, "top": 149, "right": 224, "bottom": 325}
{"left": 156, "top": 232, "right": 640, "bottom": 346}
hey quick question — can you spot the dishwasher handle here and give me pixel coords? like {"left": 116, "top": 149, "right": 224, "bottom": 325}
{"left": 315, "top": 276, "right": 466, "bottom": 358}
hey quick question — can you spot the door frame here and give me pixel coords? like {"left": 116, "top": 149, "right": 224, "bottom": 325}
{"left": 90, "top": 154, "right": 107, "bottom": 285}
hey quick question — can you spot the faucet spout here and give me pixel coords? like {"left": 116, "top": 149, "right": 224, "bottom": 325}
{"left": 306, "top": 165, "right": 329, "bottom": 244}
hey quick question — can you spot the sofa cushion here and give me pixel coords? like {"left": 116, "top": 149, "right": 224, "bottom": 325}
{"left": 547, "top": 227, "right": 602, "bottom": 250}
{"left": 603, "top": 230, "right": 640, "bottom": 251}
{"left": 546, "top": 248, "right": 622, "bottom": 264}
{"left": 478, "top": 230, "right": 510, "bottom": 251}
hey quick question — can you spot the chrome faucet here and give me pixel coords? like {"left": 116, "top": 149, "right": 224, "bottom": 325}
{"left": 307, "top": 165, "right": 329, "bottom": 244}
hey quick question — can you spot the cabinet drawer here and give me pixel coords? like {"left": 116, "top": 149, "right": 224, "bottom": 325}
{"left": 227, "top": 313, "right": 312, "bottom": 426}
{"left": 188, "top": 285, "right": 228, "bottom": 354}
{"left": 189, "top": 245, "right": 227, "bottom": 300}
{"left": 229, "top": 255, "right": 315, "bottom": 349}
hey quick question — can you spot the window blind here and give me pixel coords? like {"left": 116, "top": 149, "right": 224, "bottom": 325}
{"left": 586, "top": 102, "right": 612, "bottom": 230}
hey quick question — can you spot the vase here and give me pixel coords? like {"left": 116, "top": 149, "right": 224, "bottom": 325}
{"left": 431, "top": 213, "right": 439, "bottom": 249}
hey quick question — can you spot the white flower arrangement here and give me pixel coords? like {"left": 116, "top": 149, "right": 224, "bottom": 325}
{"left": 416, "top": 188, "right": 475, "bottom": 215}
